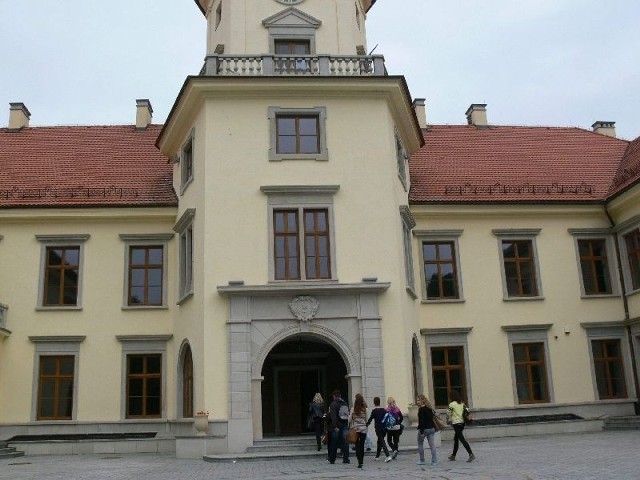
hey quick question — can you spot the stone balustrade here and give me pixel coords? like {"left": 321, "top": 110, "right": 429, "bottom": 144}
{"left": 202, "top": 54, "right": 386, "bottom": 77}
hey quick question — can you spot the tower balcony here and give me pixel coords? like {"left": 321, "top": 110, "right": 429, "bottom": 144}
{"left": 201, "top": 54, "right": 386, "bottom": 77}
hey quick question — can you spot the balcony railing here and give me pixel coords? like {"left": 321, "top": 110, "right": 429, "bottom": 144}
{"left": 202, "top": 54, "right": 386, "bottom": 77}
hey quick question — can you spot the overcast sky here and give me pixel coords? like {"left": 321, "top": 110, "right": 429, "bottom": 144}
{"left": 1, "top": 0, "right": 639, "bottom": 140}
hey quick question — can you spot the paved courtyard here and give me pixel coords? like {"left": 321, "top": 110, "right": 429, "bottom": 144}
{"left": 0, "top": 430, "right": 636, "bottom": 479}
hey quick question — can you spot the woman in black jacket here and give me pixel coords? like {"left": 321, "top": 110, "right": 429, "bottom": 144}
{"left": 416, "top": 394, "right": 438, "bottom": 466}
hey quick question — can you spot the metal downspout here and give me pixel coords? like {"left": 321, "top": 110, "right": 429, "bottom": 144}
{"left": 605, "top": 205, "right": 640, "bottom": 414}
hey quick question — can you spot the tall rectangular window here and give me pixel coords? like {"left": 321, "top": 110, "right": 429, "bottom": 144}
{"left": 578, "top": 239, "right": 612, "bottom": 295}
{"left": 274, "top": 208, "right": 330, "bottom": 280}
{"left": 43, "top": 246, "right": 80, "bottom": 306}
{"left": 37, "top": 355, "right": 74, "bottom": 420}
{"left": 513, "top": 342, "right": 549, "bottom": 404}
{"left": 592, "top": 339, "right": 627, "bottom": 399}
{"left": 174, "top": 209, "right": 195, "bottom": 301}
{"left": 126, "top": 354, "right": 162, "bottom": 418}
{"left": 502, "top": 239, "right": 538, "bottom": 297}
{"left": 431, "top": 346, "right": 467, "bottom": 408}
{"left": 180, "top": 129, "right": 195, "bottom": 193}
{"left": 624, "top": 229, "right": 640, "bottom": 290}
{"left": 423, "top": 241, "right": 459, "bottom": 300}
{"left": 128, "top": 246, "right": 163, "bottom": 306}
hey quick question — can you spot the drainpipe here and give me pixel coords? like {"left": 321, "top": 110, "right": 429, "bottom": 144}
{"left": 605, "top": 205, "right": 640, "bottom": 415}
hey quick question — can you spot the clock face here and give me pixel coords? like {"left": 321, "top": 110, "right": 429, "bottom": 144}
{"left": 275, "top": 0, "right": 305, "bottom": 4}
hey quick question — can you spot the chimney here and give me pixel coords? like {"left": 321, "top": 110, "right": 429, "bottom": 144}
{"left": 465, "top": 103, "right": 488, "bottom": 126}
{"left": 135, "top": 99, "right": 153, "bottom": 130}
{"left": 413, "top": 98, "right": 427, "bottom": 129}
{"left": 8, "top": 102, "right": 31, "bottom": 130}
{"left": 592, "top": 121, "right": 616, "bottom": 138}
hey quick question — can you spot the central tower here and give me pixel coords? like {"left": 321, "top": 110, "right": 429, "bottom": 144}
{"left": 159, "top": 0, "right": 423, "bottom": 454}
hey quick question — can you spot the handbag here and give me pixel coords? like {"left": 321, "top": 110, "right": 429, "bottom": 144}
{"left": 432, "top": 411, "right": 446, "bottom": 432}
{"left": 322, "top": 432, "right": 329, "bottom": 445}
{"left": 463, "top": 406, "right": 473, "bottom": 425}
{"left": 346, "top": 427, "right": 358, "bottom": 444}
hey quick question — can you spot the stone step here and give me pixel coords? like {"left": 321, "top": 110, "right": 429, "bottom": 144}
{"left": 0, "top": 446, "right": 24, "bottom": 459}
{"left": 247, "top": 436, "right": 318, "bottom": 453}
{"left": 603, "top": 416, "right": 640, "bottom": 430}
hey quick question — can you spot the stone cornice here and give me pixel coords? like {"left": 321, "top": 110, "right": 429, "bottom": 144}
{"left": 218, "top": 281, "right": 391, "bottom": 297}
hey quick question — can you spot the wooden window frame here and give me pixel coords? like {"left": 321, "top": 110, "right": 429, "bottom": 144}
{"left": 592, "top": 339, "right": 627, "bottom": 399}
{"left": 578, "top": 238, "right": 613, "bottom": 295}
{"left": 182, "top": 345, "right": 194, "bottom": 418}
{"left": 276, "top": 115, "right": 320, "bottom": 155}
{"left": 37, "top": 355, "right": 75, "bottom": 420}
{"left": 494, "top": 229, "right": 543, "bottom": 300}
{"left": 127, "top": 245, "right": 164, "bottom": 306}
{"left": 126, "top": 354, "right": 162, "bottom": 419}
{"left": 423, "top": 241, "right": 460, "bottom": 300}
{"left": 273, "top": 208, "right": 331, "bottom": 281}
{"left": 43, "top": 246, "right": 80, "bottom": 307}
{"left": 512, "top": 342, "right": 550, "bottom": 404}
{"left": 268, "top": 107, "right": 328, "bottom": 161}
{"left": 36, "top": 235, "right": 89, "bottom": 310}
{"left": 262, "top": 185, "right": 338, "bottom": 282}
{"left": 430, "top": 345, "right": 468, "bottom": 408}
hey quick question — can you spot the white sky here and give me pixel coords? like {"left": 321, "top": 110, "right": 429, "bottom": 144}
{"left": 1, "top": 0, "right": 639, "bottom": 140}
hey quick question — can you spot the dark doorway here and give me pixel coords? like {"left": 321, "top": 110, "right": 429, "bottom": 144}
{"left": 261, "top": 336, "right": 348, "bottom": 436}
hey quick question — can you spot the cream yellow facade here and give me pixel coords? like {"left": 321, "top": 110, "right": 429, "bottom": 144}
{"left": 1, "top": 0, "right": 639, "bottom": 459}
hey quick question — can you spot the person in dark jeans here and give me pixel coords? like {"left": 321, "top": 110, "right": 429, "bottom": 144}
{"left": 327, "top": 389, "right": 350, "bottom": 464}
{"left": 308, "top": 392, "right": 326, "bottom": 451}
{"left": 385, "top": 396, "right": 403, "bottom": 458}
{"left": 447, "top": 390, "right": 475, "bottom": 462}
{"left": 350, "top": 393, "right": 368, "bottom": 468}
{"left": 366, "top": 396, "right": 392, "bottom": 462}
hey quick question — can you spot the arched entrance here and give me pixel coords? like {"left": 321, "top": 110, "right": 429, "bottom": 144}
{"left": 261, "top": 336, "right": 348, "bottom": 436}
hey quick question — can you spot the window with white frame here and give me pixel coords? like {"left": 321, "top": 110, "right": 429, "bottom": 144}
{"left": 261, "top": 185, "right": 338, "bottom": 282}
{"left": 268, "top": 107, "right": 328, "bottom": 161}
{"left": 180, "top": 129, "right": 194, "bottom": 193}
{"left": 503, "top": 324, "right": 553, "bottom": 404}
{"left": 493, "top": 229, "right": 543, "bottom": 299}
{"left": 173, "top": 209, "right": 195, "bottom": 302}
{"left": 400, "top": 206, "right": 416, "bottom": 294}
{"left": 415, "top": 230, "right": 464, "bottom": 302}
{"left": 36, "top": 234, "right": 89, "bottom": 309}
{"left": 120, "top": 234, "right": 172, "bottom": 308}
{"left": 422, "top": 327, "right": 473, "bottom": 408}
{"left": 568, "top": 229, "right": 617, "bottom": 297}
{"left": 30, "top": 335, "right": 85, "bottom": 421}
{"left": 117, "top": 335, "right": 171, "bottom": 420}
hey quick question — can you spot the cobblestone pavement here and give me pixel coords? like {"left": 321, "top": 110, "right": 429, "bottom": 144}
{"left": 0, "top": 431, "right": 636, "bottom": 480}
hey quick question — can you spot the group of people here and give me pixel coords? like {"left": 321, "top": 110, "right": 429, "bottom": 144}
{"left": 308, "top": 389, "right": 475, "bottom": 469}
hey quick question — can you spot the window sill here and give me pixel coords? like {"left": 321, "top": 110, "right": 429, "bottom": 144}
{"left": 268, "top": 279, "right": 339, "bottom": 284}
{"left": 626, "top": 288, "right": 640, "bottom": 297}
{"left": 176, "top": 291, "right": 194, "bottom": 305}
{"left": 180, "top": 177, "right": 194, "bottom": 195}
{"left": 122, "top": 305, "right": 169, "bottom": 311}
{"left": 35, "top": 306, "right": 82, "bottom": 311}
{"left": 405, "top": 286, "right": 417, "bottom": 299}
{"left": 580, "top": 293, "right": 621, "bottom": 299}
{"left": 421, "top": 298, "right": 465, "bottom": 304}
{"left": 502, "top": 296, "right": 545, "bottom": 302}
{"left": 268, "top": 151, "right": 329, "bottom": 162}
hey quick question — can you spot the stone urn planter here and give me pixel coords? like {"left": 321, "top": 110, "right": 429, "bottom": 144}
{"left": 194, "top": 412, "right": 209, "bottom": 436}
{"left": 407, "top": 404, "right": 419, "bottom": 426}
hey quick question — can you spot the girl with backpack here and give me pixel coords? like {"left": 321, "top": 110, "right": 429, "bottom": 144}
{"left": 384, "top": 396, "right": 403, "bottom": 459}
{"left": 366, "top": 396, "right": 392, "bottom": 462}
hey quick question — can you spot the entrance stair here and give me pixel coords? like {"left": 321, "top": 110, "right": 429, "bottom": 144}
{"left": 603, "top": 416, "right": 640, "bottom": 431}
{"left": 0, "top": 441, "right": 25, "bottom": 459}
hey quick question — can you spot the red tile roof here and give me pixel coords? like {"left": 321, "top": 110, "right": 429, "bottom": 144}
{"left": 609, "top": 136, "right": 640, "bottom": 198}
{"left": 410, "top": 125, "right": 631, "bottom": 204}
{"left": 0, "top": 125, "right": 177, "bottom": 208}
